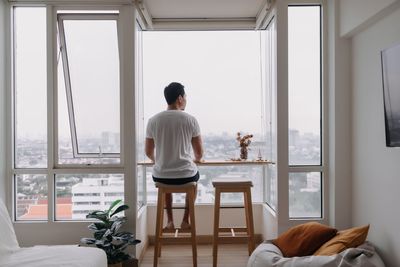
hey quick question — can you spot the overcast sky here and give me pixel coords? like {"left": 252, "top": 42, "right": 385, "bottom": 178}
{"left": 15, "top": 6, "right": 321, "bottom": 140}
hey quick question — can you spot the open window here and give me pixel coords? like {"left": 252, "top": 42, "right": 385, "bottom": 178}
{"left": 57, "top": 13, "right": 121, "bottom": 165}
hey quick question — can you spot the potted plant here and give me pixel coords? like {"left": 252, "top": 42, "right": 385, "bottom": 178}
{"left": 81, "top": 199, "right": 141, "bottom": 267}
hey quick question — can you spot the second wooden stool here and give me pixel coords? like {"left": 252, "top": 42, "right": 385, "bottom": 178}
{"left": 212, "top": 179, "right": 255, "bottom": 267}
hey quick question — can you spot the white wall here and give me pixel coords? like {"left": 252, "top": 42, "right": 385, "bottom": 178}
{"left": 352, "top": 6, "right": 400, "bottom": 267}
{"left": 340, "top": 0, "right": 399, "bottom": 37}
{"left": 136, "top": 207, "right": 148, "bottom": 260}
{"left": 147, "top": 204, "right": 263, "bottom": 236}
{"left": 0, "top": 0, "right": 7, "bottom": 203}
{"left": 327, "top": 0, "right": 352, "bottom": 230}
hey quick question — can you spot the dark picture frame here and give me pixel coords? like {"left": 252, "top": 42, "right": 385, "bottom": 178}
{"left": 381, "top": 42, "right": 400, "bottom": 147}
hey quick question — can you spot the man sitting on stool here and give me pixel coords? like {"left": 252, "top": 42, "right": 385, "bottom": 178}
{"left": 145, "top": 82, "right": 204, "bottom": 230}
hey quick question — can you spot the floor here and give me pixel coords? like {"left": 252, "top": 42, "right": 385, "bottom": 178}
{"left": 140, "top": 244, "right": 251, "bottom": 267}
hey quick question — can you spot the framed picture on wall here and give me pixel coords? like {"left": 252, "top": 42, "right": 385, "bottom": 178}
{"left": 381, "top": 42, "right": 400, "bottom": 147}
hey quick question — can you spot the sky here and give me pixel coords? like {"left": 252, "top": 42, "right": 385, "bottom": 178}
{"left": 142, "top": 30, "right": 263, "bottom": 136}
{"left": 14, "top": 6, "right": 321, "bottom": 140}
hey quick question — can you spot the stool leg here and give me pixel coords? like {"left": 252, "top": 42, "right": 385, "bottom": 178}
{"left": 244, "top": 188, "right": 255, "bottom": 255}
{"left": 158, "top": 192, "right": 165, "bottom": 258}
{"left": 154, "top": 189, "right": 163, "bottom": 267}
{"left": 213, "top": 188, "right": 221, "bottom": 267}
{"left": 188, "top": 188, "right": 197, "bottom": 267}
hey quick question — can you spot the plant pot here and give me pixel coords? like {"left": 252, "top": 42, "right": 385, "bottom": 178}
{"left": 108, "top": 263, "right": 122, "bottom": 267}
{"left": 122, "top": 258, "right": 138, "bottom": 267}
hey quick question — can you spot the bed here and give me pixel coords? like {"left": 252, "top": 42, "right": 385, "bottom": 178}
{"left": 0, "top": 199, "right": 107, "bottom": 267}
{"left": 247, "top": 241, "right": 386, "bottom": 267}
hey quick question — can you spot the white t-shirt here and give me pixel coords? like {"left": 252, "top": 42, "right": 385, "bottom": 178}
{"left": 146, "top": 110, "right": 201, "bottom": 178}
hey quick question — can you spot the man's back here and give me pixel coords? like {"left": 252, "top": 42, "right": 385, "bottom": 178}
{"left": 146, "top": 110, "right": 200, "bottom": 178}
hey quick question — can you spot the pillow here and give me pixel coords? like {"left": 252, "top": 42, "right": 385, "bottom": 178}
{"left": 0, "top": 199, "right": 20, "bottom": 255}
{"left": 314, "top": 224, "right": 370, "bottom": 256}
{"left": 272, "top": 222, "right": 337, "bottom": 257}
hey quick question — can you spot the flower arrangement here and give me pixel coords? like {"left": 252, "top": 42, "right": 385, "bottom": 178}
{"left": 236, "top": 132, "right": 253, "bottom": 160}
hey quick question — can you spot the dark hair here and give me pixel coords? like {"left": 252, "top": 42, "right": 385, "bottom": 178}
{"left": 164, "top": 82, "right": 185, "bottom": 105}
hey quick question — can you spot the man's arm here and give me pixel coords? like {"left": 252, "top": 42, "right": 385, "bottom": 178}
{"left": 145, "top": 138, "right": 155, "bottom": 162}
{"left": 191, "top": 135, "right": 204, "bottom": 163}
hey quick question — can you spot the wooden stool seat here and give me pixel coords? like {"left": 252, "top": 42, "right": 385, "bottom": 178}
{"left": 153, "top": 182, "right": 197, "bottom": 267}
{"left": 212, "top": 179, "right": 255, "bottom": 267}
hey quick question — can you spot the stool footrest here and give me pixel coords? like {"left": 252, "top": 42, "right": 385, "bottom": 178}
{"left": 218, "top": 205, "right": 245, "bottom": 209}
{"left": 162, "top": 228, "right": 191, "bottom": 233}
{"left": 159, "top": 236, "right": 194, "bottom": 240}
{"left": 216, "top": 235, "right": 251, "bottom": 239}
{"left": 218, "top": 227, "right": 248, "bottom": 233}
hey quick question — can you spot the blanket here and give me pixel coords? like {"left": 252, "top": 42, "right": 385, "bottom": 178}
{"left": 247, "top": 241, "right": 385, "bottom": 267}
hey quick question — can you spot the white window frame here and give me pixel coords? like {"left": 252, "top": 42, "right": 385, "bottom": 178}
{"left": 274, "top": 0, "right": 328, "bottom": 228}
{"left": 9, "top": 5, "right": 138, "bottom": 240}
{"left": 57, "top": 13, "right": 121, "bottom": 160}
{"left": 55, "top": 11, "right": 123, "bottom": 167}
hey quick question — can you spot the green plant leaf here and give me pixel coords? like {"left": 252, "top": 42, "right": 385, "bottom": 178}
{"left": 87, "top": 213, "right": 108, "bottom": 223}
{"left": 110, "top": 204, "right": 129, "bottom": 217}
{"left": 94, "top": 229, "right": 107, "bottom": 240}
{"left": 80, "top": 238, "right": 96, "bottom": 245}
{"left": 107, "top": 199, "right": 122, "bottom": 214}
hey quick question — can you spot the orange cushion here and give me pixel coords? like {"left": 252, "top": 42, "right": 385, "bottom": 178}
{"left": 314, "top": 224, "right": 370, "bottom": 256}
{"left": 272, "top": 222, "right": 337, "bottom": 257}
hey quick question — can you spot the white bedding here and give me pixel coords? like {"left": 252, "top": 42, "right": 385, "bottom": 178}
{"left": 247, "top": 241, "right": 385, "bottom": 267}
{"left": 0, "top": 245, "right": 107, "bottom": 267}
{"left": 1, "top": 199, "right": 107, "bottom": 267}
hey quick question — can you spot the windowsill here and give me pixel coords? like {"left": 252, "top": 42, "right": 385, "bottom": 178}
{"left": 137, "top": 160, "right": 274, "bottom": 166}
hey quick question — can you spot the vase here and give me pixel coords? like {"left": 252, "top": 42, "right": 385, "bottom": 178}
{"left": 240, "top": 146, "right": 248, "bottom": 160}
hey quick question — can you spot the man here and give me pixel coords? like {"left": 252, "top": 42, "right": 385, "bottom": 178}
{"left": 145, "top": 82, "right": 204, "bottom": 230}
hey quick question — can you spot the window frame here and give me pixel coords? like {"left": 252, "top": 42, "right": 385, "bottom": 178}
{"left": 10, "top": 5, "right": 134, "bottom": 223}
{"left": 286, "top": 1, "right": 328, "bottom": 221}
{"left": 56, "top": 13, "right": 122, "bottom": 164}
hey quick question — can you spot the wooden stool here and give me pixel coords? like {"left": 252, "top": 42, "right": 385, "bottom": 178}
{"left": 212, "top": 179, "right": 255, "bottom": 267}
{"left": 153, "top": 182, "right": 197, "bottom": 267}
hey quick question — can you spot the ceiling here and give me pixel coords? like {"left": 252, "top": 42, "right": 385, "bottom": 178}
{"left": 145, "top": 0, "right": 266, "bottom": 19}
{"left": 137, "top": 0, "right": 272, "bottom": 30}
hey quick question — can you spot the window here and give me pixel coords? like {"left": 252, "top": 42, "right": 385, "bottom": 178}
{"left": 13, "top": 7, "right": 48, "bottom": 221}
{"left": 288, "top": 5, "right": 323, "bottom": 218}
{"left": 141, "top": 31, "right": 267, "bottom": 204}
{"left": 57, "top": 13, "right": 121, "bottom": 165}
{"left": 15, "top": 174, "right": 48, "bottom": 220}
{"left": 261, "top": 17, "right": 278, "bottom": 210}
{"left": 135, "top": 19, "right": 145, "bottom": 210}
{"left": 55, "top": 174, "right": 124, "bottom": 220}
{"left": 14, "top": 7, "right": 47, "bottom": 169}
{"left": 289, "top": 172, "right": 321, "bottom": 217}
{"left": 288, "top": 6, "right": 321, "bottom": 166}
{"left": 12, "top": 8, "right": 125, "bottom": 222}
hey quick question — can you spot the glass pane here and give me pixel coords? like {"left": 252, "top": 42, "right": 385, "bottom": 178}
{"left": 135, "top": 22, "right": 145, "bottom": 210}
{"left": 14, "top": 7, "right": 47, "bottom": 168}
{"left": 146, "top": 166, "right": 263, "bottom": 204}
{"left": 143, "top": 31, "right": 265, "bottom": 162}
{"left": 58, "top": 58, "right": 119, "bottom": 165}
{"left": 288, "top": 6, "right": 321, "bottom": 165}
{"left": 289, "top": 172, "right": 321, "bottom": 218}
{"left": 262, "top": 18, "right": 277, "bottom": 210}
{"left": 62, "top": 19, "right": 120, "bottom": 154}
{"left": 137, "top": 166, "right": 145, "bottom": 210}
{"left": 57, "top": 18, "right": 120, "bottom": 164}
{"left": 55, "top": 174, "right": 124, "bottom": 220}
{"left": 16, "top": 174, "right": 48, "bottom": 220}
